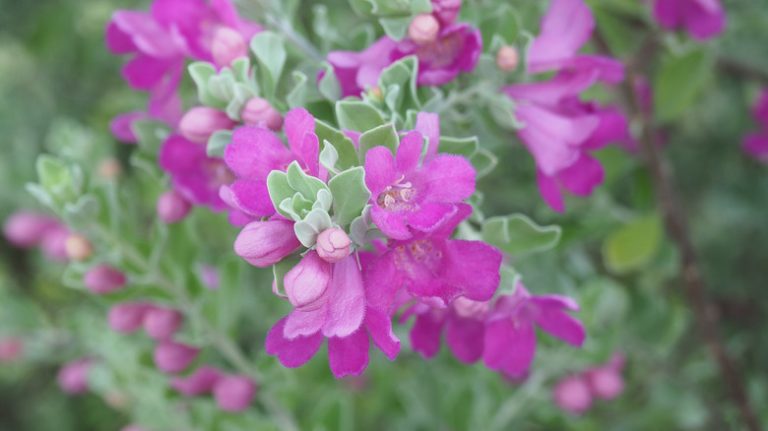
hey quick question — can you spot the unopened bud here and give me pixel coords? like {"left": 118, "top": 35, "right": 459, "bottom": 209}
{"left": 212, "top": 27, "right": 248, "bottom": 68}
{"left": 57, "top": 358, "right": 93, "bottom": 394}
{"left": 3, "top": 211, "right": 59, "bottom": 248}
{"left": 241, "top": 97, "right": 283, "bottom": 131}
{"left": 408, "top": 14, "right": 440, "bottom": 45}
{"left": 40, "top": 226, "right": 70, "bottom": 262}
{"left": 65, "top": 233, "right": 93, "bottom": 261}
{"left": 213, "top": 374, "right": 256, "bottom": 412}
{"left": 553, "top": 375, "right": 592, "bottom": 415}
{"left": 98, "top": 158, "right": 122, "bottom": 180}
{"left": 108, "top": 302, "right": 152, "bottom": 333}
{"left": 496, "top": 45, "right": 519, "bottom": 72}
{"left": 84, "top": 264, "right": 127, "bottom": 294}
{"left": 0, "top": 337, "right": 23, "bottom": 362}
{"left": 171, "top": 365, "right": 222, "bottom": 396}
{"left": 586, "top": 366, "right": 624, "bottom": 400}
{"left": 179, "top": 107, "right": 236, "bottom": 144}
{"left": 157, "top": 190, "right": 191, "bottom": 224}
{"left": 153, "top": 341, "right": 199, "bottom": 374}
{"left": 143, "top": 307, "right": 183, "bottom": 340}
{"left": 315, "top": 228, "right": 351, "bottom": 263}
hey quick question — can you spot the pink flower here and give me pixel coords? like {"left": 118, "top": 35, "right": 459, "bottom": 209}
{"left": 143, "top": 306, "right": 184, "bottom": 340}
{"left": 156, "top": 189, "right": 192, "bottom": 223}
{"left": 3, "top": 211, "right": 61, "bottom": 248}
{"left": 221, "top": 108, "right": 323, "bottom": 219}
{"left": 153, "top": 340, "right": 200, "bottom": 374}
{"left": 368, "top": 204, "right": 502, "bottom": 304}
{"left": 40, "top": 225, "right": 71, "bottom": 262}
{"left": 553, "top": 374, "right": 592, "bottom": 414}
{"left": 108, "top": 302, "right": 153, "bottom": 333}
{"left": 105, "top": 0, "right": 261, "bottom": 129}
{"left": 84, "top": 264, "right": 127, "bottom": 294}
{"left": 241, "top": 98, "right": 283, "bottom": 131}
{"left": 171, "top": 365, "right": 222, "bottom": 396}
{"left": 179, "top": 107, "right": 237, "bottom": 144}
{"left": 364, "top": 130, "right": 475, "bottom": 240}
{"left": 653, "top": 0, "right": 726, "bottom": 41}
{"left": 159, "top": 134, "right": 233, "bottom": 211}
{"left": 743, "top": 89, "right": 768, "bottom": 163}
{"left": 213, "top": 374, "right": 256, "bottom": 412}
{"left": 584, "top": 354, "right": 625, "bottom": 400}
{"left": 233, "top": 219, "right": 301, "bottom": 267}
{"left": 57, "top": 358, "right": 93, "bottom": 394}
{"left": 0, "top": 337, "right": 23, "bottom": 362}
{"left": 505, "top": 0, "right": 629, "bottom": 211}
{"left": 431, "top": 0, "right": 462, "bottom": 26}
{"left": 483, "top": 283, "right": 585, "bottom": 378}
{"left": 110, "top": 112, "right": 147, "bottom": 144}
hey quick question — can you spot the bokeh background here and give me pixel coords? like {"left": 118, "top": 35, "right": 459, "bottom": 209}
{"left": 1, "top": 0, "right": 767, "bottom": 430}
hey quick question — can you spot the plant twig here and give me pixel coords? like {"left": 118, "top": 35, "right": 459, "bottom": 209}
{"left": 593, "top": 32, "right": 763, "bottom": 431}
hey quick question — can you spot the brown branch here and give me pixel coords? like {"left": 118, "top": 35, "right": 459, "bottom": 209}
{"left": 593, "top": 33, "right": 763, "bottom": 431}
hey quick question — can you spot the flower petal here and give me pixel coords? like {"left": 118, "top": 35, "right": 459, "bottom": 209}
{"left": 483, "top": 318, "right": 536, "bottom": 377}
{"left": 445, "top": 314, "right": 484, "bottom": 364}
{"left": 365, "top": 307, "right": 400, "bottom": 360}
{"left": 410, "top": 311, "right": 444, "bottom": 359}
{"left": 328, "top": 328, "right": 369, "bottom": 378}
{"left": 322, "top": 255, "right": 366, "bottom": 338}
{"left": 265, "top": 317, "right": 324, "bottom": 368}
{"left": 364, "top": 146, "right": 398, "bottom": 195}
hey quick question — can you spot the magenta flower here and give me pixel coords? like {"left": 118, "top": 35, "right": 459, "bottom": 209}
{"left": 171, "top": 365, "right": 222, "bottom": 396}
{"left": 364, "top": 131, "right": 475, "bottom": 240}
{"left": 143, "top": 306, "right": 184, "bottom": 340}
{"left": 483, "top": 283, "right": 585, "bottom": 378}
{"left": 584, "top": 353, "right": 625, "bottom": 400}
{"left": 153, "top": 340, "right": 200, "bottom": 374}
{"left": 327, "top": 38, "right": 400, "bottom": 98}
{"left": 653, "top": 0, "right": 726, "bottom": 41}
{"left": 431, "top": 0, "right": 462, "bottom": 26}
{"left": 0, "top": 337, "right": 23, "bottom": 362}
{"left": 84, "top": 264, "right": 127, "bottom": 295}
{"left": 743, "top": 89, "right": 768, "bottom": 163}
{"left": 3, "top": 211, "right": 61, "bottom": 248}
{"left": 221, "top": 108, "right": 323, "bottom": 219}
{"left": 57, "top": 358, "right": 93, "bottom": 395}
{"left": 106, "top": 0, "right": 261, "bottom": 128}
{"left": 368, "top": 204, "right": 502, "bottom": 304}
{"left": 159, "top": 134, "right": 232, "bottom": 211}
{"left": 553, "top": 374, "right": 593, "bottom": 414}
{"left": 234, "top": 219, "right": 302, "bottom": 267}
{"left": 108, "top": 302, "right": 153, "bottom": 333}
{"left": 213, "top": 374, "right": 256, "bottom": 412}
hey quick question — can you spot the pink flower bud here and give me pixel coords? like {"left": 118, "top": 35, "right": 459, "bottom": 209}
{"left": 284, "top": 251, "right": 331, "bottom": 310}
{"left": 156, "top": 190, "right": 191, "bottom": 224}
{"left": 143, "top": 307, "right": 183, "bottom": 340}
{"left": 3, "top": 211, "right": 59, "bottom": 248}
{"left": 153, "top": 341, "right": 199, "bottom": 374}
{"left": 408, "top": 14, "right": 440, "bottom": 45}
{"left": 199, "top": 265, "right": 220, "bottom": 290}
{"left": 241, "top": 98, "right": 283, "bottom": 131}
{"left": 553, "top": 375, "right": 592, "bottom": 415}
{"left": 432, "top": 0, "right": 462, "bottom": 25}
{"left": 65, "top": 233, "right": 93, "bottom": 261}
{"left": 234, "top": 220, "right": 301, "bottom": 267}
{"left": 171, "top": 365, "right": 222, "bottom": 396}
{"left": 98, "top": 158, "right": 122, "bottom": 180}
{"left": 179, "top": 107, "right": 236, "bottom": 144}
{"left": 496, "top": 45, "right": 519, "bottom": 72}
{"left": 84, "top": 264, "right": 127, "bottom": 294}
{"left": 212, "top": 27, "right": 247, "bottom": 68}
{"left": 57, "top": 358, "right": 93, "bottom": 394}
{"left": 316, "top": 228, "right": 351, "bottom": 263}
{"left": 585, "top": 366, "right": 624, "bottom": 400}
{"left": 108, "top": 302, "right": 152, "bottom": 333}
{"left": 40, "top": 226, "right": 70, "bottom": 262}
{"left": 0, "top": 337, "right": 23, "bottom": 362}
{"left": 213, "top": 374, "right": 256, "bottom": 412}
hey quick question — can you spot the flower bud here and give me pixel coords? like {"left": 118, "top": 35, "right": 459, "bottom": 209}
{"left": 3, "top": 211, "right": 59, "bottom": 248}
{"left": 57, "top": 358, "right": 93, "bottom": 394}
{"left": 432, "top": 0, "right": 462, "bottom": 25}
{"left": 213, "top": 374, "right": 256, "bottom": 412}
{"left": 408, "top": 14, "right": 440, "bottom": 45}
{"left": 65, "top": 233, "right": 93, "bottom": 261}
{"left": 553, "top": 375, "right": 592, "bottom": 414}
{"left": 234, "top": 220, "right": 301, "bottom": 267}
{"left": 212, "top": 27, "right": 247, "bottom": 68}
{"left": 40, "top": 226, "right": 70, "bottom": 262}
{"left": 153, "top": 341, "right": 199, "bottom": 374}
{"left": 104, "top": 391, "right": 130, "bottom": 409}
{"left": 98, "top": 158, "right": 122, "bottom": 180}
{"left": 585, "top": 366, "right": 624, "bottom": 400}
{"left": 241, "top": 97, "right": 283, "bottom": 131}
{"left": 284, "top": 251, "right": 331, "bottom": 310}
{"left": 179, "top": 107, "right": 236, "bottom": 144}
{"left": 143, "top": 307, "right": 183, "bottom": 340}
{"left": 108, "top": 302, "right": 152, "bottom": 333}
{"left": 0, "top": 337, "right": 23, "bottom": 362}
{"left": 84, "top": 264, "right": 127, "bottom": 294}
{"left": 171, "top": 365, "right": 222, "bottom": 396}
{"left": 496, "top": 45, "right": 519, "bottom": 72}
{"left": 157, "top": 190, "right": 192, "bottom": 224}
{"left": 316, "top": 228, "right": 351, "bottom": 263}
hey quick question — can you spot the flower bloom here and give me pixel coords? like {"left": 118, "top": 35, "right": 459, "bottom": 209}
{"left": 483, "top": 283, "right": 585, "bottom": 378}
{"left": 108, "top": 302, "right": 153, "bottom": 333}
{"left": 157, "top": 189, "right": 192, "bottom": 223}
{"left": 57, "top": 358, "right": 93, "bottom": 394}
{"left": 743, "top": 89, "right": 768, "bottom": 163}
{"left": 505, "top": 0, "right": 630, "bottom": 211}
{"left": 653, "top": 0, "right": 726, "bottom": 41}
{"left": 213, "top": 374, "right": 256, "bottom": 412}
{"left": 234, "top": 219, "right": 301, "bottom": 267}
{"left": 553, "top": 374, "right": 593, "bottom": 414}
{"left": 552, "top": 353, "right": 625, "bottom": 414}
{"left": 3, "top": 211, "right": 61, "bottom": 248}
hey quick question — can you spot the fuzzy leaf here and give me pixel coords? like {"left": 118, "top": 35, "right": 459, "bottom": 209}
{"left": 481, "top": 214, "right": 562, "bottom": 257}
{"left": 250, "top": 31, "right": 287, "bottom": 98}
{"left": 358, "top": 123, "right": 399, "bottom": 162}
{"left": 603, "top": 214, "right": 662, "bottom": 274}
{"left": 207, "top": 130, "right": 233, "bottom": 158}
{"left": 335, "top": 100, "right": 385, "bottom": 132}
{"left": 328, "top": 167, "right": 371, "bottom": 226}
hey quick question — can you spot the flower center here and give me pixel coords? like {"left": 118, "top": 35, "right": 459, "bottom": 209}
{"left": 377, "top": 175, "right": 418, "bottom": 211}
{"left": 393, "top": 240, "right": 443, "bottom": 275}
{"left": 416, "top": 32, "right": 463, "bottom": 69}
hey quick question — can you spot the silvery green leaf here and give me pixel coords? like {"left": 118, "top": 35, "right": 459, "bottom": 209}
{"left": 481, "top": 214, "right": 562, "bottom": 258}
{"left": 349, "top": 205, "right": 372, "bottom": 247}
{"left": 318, "top": 63, "right": 341, "bottom": 101}
{"left": 315, "top": 120, "right": 358, "bottom": 169}
{"left": 279, "top": 196, "right": 302, "bottom": 222}
{"left": 328, "top": 167, "right": 371, "bottom": 227}
{"left": 206, "top": 130, "right": 233, "bottom": 158}
{"left": 439, "top": 136, "right": 479, "bottom": 158}
{"left": 313, "top": 188, "right": 333, "bottom": 212}
{"left": 335, "top": 100, "right": 385, "bottom": 132}
{"left": 286, "top": 71, "right": 310, "bottom": 108}
{"left": 267, "top": 171, "right": 294, "bottom": 218}
{"left": 358, "top": 122, "right": 399, "bottom": 163}
{"left": 319, "top": 140, "right": 340, "bottom": 174}
{"left": 189, "top": 62, "right": 222, "bottom": 107}
{"left": 36, "top": 155, "right": 78, "bottom": 204}
{"left": 25, "top": 183, "right": 55, "bottom": 210}
{"left": 286, "top": 161, "right": 329, "bottom": 201}
{"left": 470, "top": 148, "right": 498, "bottom": 178}
{"left": 294, "top": 208, "right": 334, "bottom": 247}
{"left": 250, "top": 32, "right": 287, "bottom": 98}
{"left": 63, "top": 195, "right": 100, "bottom": 230}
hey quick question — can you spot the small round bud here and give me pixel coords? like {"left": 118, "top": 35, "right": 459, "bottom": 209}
{"left": 65, "top": 233, "right": 93, "bottom": 261}
{"left": 157, "top": 190, "right": 191, "bottom": 224}
{"left": 316, "top": 228, "right": 352, "bottom": 264}
{"left": 586, "top": 366, "right": 624, "bottom": 400}
{"left": 153, "top": 341, "right": 199, "bottom": 374}
{"left": 98, "top": 158, "right": 122, "bottom": 180}
{"left": 84, "top": 264, "right": 127, "bottom": 294}
{"left": 213, "top": 374, "right": 256, "bottom": 412}
{"left": 57, "top": 358, "right": 93, "bottom": 395}
{"left": 408, "top": 14, "right": 440, "bottom": 45}
{"left": 171, "top": 365, "right": 222, "bottom": 396}
{"left": 143, "top": 307, "right": 184, "bottom": 340}
{"left": 179, "top": 107, "right": 236, "bottom": 144}
{"left": 108, "top": 302, "right": 152, "bottom": 333}
{"left": 496, "top": 45, "right": 519, "bottom": 72}
{"left": 212, "top": 27, "right": 248, "bottom": 68}
{"left": 40, "top": 226, "right": 70, "bottom": 262}
{"left": 0, "top": 337, "right": 23, "bottom": 362}
{"left": 3, "top": 211, "right": 59, "bottom": 248}
{"left": 553, "top": 375, "right": 592, "bottom": 415}
{"left": 241, "top": 97, "right": 283, "bottom": 131}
